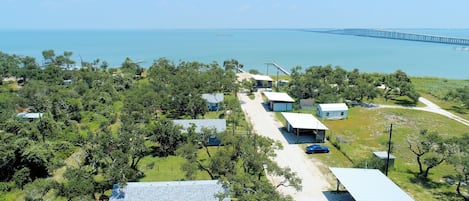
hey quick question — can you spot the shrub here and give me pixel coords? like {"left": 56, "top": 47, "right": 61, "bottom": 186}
{"left": 0, "top": 182, "right": 11, "bottom": 192}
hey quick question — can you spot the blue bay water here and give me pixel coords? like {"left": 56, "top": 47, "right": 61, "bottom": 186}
{"left": 1, "top": 29, "right": 469, "bottom": 79}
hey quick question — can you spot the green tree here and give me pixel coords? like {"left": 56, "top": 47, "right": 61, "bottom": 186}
{"left": 118, "top": 123, "right": 148, "bottom": 170}
{"left": 407, "top": 129, "right": 449, "bottom": 178}
{"left": 223, "top": 59, "right": 243, "bottom": 72}
{"left": 13, "top": 167, "right": 31, "bottom": 189}
{"left": 41, "top": 49, "right": 55, "bottom": 66}
{"left": 18, "top": 56, "right": 41, "bottom": 83}
{"left": 383, "top": 70, "right": 419, "bottom": 103}
{"left": 447, "top": 86, "right": 469, "bottom": 109}
{"left": 0, "top": 52, "right": 21, "bottom": 82}
{"left": 180, "top": 131, "right": 301, "bottom": 199}
{"left": 60, "top": 168, "right": 95, "bottom": 200}
{"left": 447, "top": 134, "right": 469, "bottom": 200}
{"left": 149, "top": 119, "right": 185, "bottom": 156}
{"left": 24, "top": 178, "right": 56, "bottom": 201}
{"left": 36, "top": 113, "right": 60, "bottom": 142}
{"left": 100, "top": 61, "right": 109, "bottom": 71}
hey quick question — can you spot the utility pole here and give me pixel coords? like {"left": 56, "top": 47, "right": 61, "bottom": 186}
{"left": 385, "top": 123, "right": 393, "bottom": 176}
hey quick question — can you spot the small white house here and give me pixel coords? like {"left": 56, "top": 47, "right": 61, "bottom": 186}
{"left": 317, "top": 103, "right": 348, "bottom": 119}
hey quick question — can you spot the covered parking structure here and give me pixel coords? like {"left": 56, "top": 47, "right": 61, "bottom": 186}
{"left": 281, "top": 112, "right": 328, "bottom": 143}
{"left": 251, "top": 74, "right": 273, "bottom": 88}
{"left": 329, "top": 167, "right": 414, "bottom": 201}
{"left": 263, "top": 92, "right": 295, "bottom": 112}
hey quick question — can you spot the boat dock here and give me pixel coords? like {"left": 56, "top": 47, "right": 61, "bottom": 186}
{"left": 264, "top": 62, "right": 291, "bottom": 76}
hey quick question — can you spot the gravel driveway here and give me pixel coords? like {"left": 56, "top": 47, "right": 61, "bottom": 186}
{"left": 238, "top": 92, "right": 351, "bottom": 201}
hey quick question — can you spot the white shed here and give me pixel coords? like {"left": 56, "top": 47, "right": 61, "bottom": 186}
{"left": 317, "top": 103, "right": 348, "bottom": 119}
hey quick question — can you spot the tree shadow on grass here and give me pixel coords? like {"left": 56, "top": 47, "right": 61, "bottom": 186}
{"left": 450, "top": 105, "right": 468, "bottom": 114}
{"left": 407, "top": 170, "right": 445, "bottom": 189}
{"left": 395, "top": 98, "right": 417, "bottom": 107}
{"left": 149, "top": 145, "right": 173, "bottom": 157}
{"left": 432, "top": 191, "right": 461, "bottom": 201}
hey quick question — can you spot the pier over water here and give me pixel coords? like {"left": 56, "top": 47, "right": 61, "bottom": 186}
{"left": 321, "top": 29, "right": 469, "bottom": 46}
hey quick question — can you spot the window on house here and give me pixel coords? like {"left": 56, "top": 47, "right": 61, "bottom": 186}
{"left": 341, "top": 112, "right": 344, "bottom": 116}
{"left": 326, "top": 112, "right": 329, "bottom": 116}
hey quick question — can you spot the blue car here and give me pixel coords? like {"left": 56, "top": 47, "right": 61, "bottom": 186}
{"left": 305, "top": 144, "right": 329, "bottom": 154}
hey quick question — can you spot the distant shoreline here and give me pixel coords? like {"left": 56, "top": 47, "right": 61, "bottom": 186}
{"left": 1, "top": 29, "right": 469, "bottom": 79}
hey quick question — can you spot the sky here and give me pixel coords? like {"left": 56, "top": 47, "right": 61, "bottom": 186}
{"left": 2, "top": 0, "right": 469, "bottom": 29}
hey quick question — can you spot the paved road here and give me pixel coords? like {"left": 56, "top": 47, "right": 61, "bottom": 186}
{"left": 238, "top": 92, "right": 350, "bottom": 201}
{"left": 377, "top": 97, "right": 469, "bottom": 127}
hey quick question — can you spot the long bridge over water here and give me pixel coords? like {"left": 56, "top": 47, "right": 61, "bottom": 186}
{"left": 318, "top": 29, "right": 469, "bottom": 46}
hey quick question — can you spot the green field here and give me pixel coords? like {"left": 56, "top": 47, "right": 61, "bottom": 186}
{"left": 138, "top": 154, "right": 211, "bottom": 182}
{"left": 312, "top": 106, "right": 467, "bottom": 201}
{"left": 412, "top": 77, "right": 469, "bottom": 120}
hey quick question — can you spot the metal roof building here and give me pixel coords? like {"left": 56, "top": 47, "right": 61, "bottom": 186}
{"left": 317, "top": 103, "right": 349, "bottom": 119}
{"left": 201, "top": 93, "right": 224, "bottom": 104}
{"left": 281, "top": 112, "right": 328, "bottom": 143}
{"left": 373, "top": 151, "right": 396, "bottom": 168}
{"left": 329, "top": 167, "right": 414, "bottom": 201}
{"left": 201, "top": 93, "right": 224, "bottom": 111}
{"left": 250, "top": 74, "right": 273, "bottom": 81}
{"left": 251, "top": 74, "right": 273, "bottom": 88}
{"left": 299, "top": 99, "right": 314, "bottom": 110}
{"left": 173, "top": 119, "right": 226, "bottom": 145}
{"left": 263, "top": 92, "right": 295, "bottom": 112}
{"left": 16, "top": 112, "right": 43, "bottom": 119}
{"left": 173, "top": 119, "right": 226, "bottom": 133}
{"left": 110, "top": 180, "right": 230, "bottom": 201}
{"left": 373, "top": 151, "right": 396, "bottom": 160}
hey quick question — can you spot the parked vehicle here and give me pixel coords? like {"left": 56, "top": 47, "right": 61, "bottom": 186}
{"left": 305, "top": 144, "right": 329, "bottom": 154}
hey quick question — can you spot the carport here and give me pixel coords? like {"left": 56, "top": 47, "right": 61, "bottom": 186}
{"left": 281, "top": 112, "right": 328, "bottom": 143}
{"left": 263, "top": 92, "right": 295, "bottom": 112}
{"left": 329, "top": 167, "right": 414, "bottom": 201}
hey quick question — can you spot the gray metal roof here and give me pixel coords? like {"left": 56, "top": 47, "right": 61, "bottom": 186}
{"left": 329, "top": 167, "right": 414, "bottom": 201}
{"left": 250, "top": 74, "right": 273, "bottom": 81}
{"left": 16, "top": 112, "right": 43, "bottom": 119}
{"left": 173, "top": 119, "right": 226, "bottom": 133}
{"left": 110, "top": 180, "right": 230, "bottom": 201}
{"left": 300, "top": 99, "right": 314, "bottom": 106}
{"left": 373, "top": 151, "right": 396, "bottom": 159}
{"left": 201, "top": 93, "right": 224, "bottom": 103}
{"left": 282, "top": 112, "right": 328, "bottom": 130}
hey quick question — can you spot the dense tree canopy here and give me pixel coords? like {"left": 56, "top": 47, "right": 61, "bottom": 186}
{"left": 287, "top": 65, "right": 419, "bottom": 104}
{"left": 0, "top": 51, "right": 299, "bottom": 200}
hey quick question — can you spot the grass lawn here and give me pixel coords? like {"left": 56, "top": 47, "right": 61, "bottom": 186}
{"left": 319, "top": 106, "right": 467, "bottom": 201}
{"left": 138, "top": 147, "right": 219, "bottom": 182}
{"left": 270, "top": 103, "right": 467, "bottom": 200}
{"left": 412, "top": 77, "right": 469, "bottom": 120}
{"left": 412, "top": 77, "right": 469, "bottom": 98}
{"left": 0, "top": 189, "right": 23, "bottom": 201}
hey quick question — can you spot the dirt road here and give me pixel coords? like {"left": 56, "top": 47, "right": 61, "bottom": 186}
{"left": 377, "top": 97, "right": 469, "bottom": 127}
{"left": 238, "top": 92, "right": 347, "bottom": 201}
